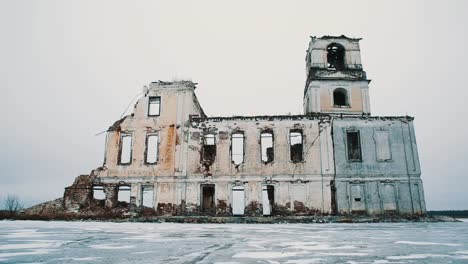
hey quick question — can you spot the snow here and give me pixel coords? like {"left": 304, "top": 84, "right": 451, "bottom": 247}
{"left": 0, "top": 221, "right": 467, "bottom": 263}
{"left": 395, "top": 241, "right": 461, "bottom": 246}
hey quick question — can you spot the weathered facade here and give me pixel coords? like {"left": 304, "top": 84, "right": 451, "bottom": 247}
{"left": 64, "top": 35, "right": 426, "bottom": 216}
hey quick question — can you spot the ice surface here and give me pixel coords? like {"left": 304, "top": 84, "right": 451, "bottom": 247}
{"left": 395, "top": 241, "right": 461, "bottom": 246}
{"left": 0, "top": 220, "right": 467, "bottom": 263}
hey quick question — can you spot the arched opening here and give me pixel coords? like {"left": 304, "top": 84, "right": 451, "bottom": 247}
{"left": 333, "top": 88, "right": 348, "bottom": 107}
{"left": 327, "top": 43, "right": 345, "bottom": 70}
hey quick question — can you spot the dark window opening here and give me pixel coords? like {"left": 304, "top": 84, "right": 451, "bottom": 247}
{"left": 202, "top": 134, "right": 216, "bottom": 163}
{"left": 290, "top": 130, "right": 303, "bottom": 162}
{"left": 231, "top": 133, "right": 244, "bottom": 165}
{"left": 333, "top": 88, "right": 348, "bottom": 107}
{"left": 347, "top": 131, "right": 362, "bottom": 161}
{"left": 260, "top": 132, "right": 274, "bottom": 163}
{"left": 148, "top": 96, "right": 161, "bottom": 116}
{"left": 201, "top": 185, "right": 215, "bottom": 213}
{"left": 119, "top": 134, "right": 132, "bottom": 165}
{"left": 330, "top": 180, "right": 337, "bottom": 214}
{"left": 267, "top": 185, "right": 275, "bottom": 211}
{"left": 354, "top": 198, "right": 361, "bottom": 202}
{"left": 327, "top": 43, "right": 345, "bottom": 70}
{"left": 263, "top": 185, "right": 275, "bottom": 216}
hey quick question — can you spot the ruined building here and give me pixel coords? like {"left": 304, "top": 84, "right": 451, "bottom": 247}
{"left": 64, "top": 35, "right": 426, "bottom": 216}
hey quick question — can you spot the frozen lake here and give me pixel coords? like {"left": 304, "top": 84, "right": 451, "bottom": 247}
{"left": 0, "top": 220, "right": 467, "bottom": 263}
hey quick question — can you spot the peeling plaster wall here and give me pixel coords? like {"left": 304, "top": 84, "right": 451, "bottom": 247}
{"left": 99, "top": 81, "right": 204, "bottom": 178}
{"left": 93, "top": 114, "right": 335, "bottom": 215}
{"left": 304, "top": 36, "right": 371, "bottom": 115}
{"left": 332, "top": 117, "right": 425, "bottom": 215}
{"left": 306, "top": 36, "right": 363, "bottom": 70}
{"left": 305, "top": 80, "right": 369, "bottom": 114}
{"left": 185, "top": 116, "right": 334, "bottom": 214}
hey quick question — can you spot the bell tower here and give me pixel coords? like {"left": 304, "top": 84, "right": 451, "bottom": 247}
{"left": 303, "top": 35, "right": 371, "bottom": 115}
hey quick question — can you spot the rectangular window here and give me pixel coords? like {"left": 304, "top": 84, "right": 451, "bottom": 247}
{"left": 231, "top": 133, "right": 244, "bottom": 165}
{"left": 145, "top": 134, "right": 159, "bottom": 164}
{"left": 290, "top": 130, "right": 303, "bottom": 162}
{"left": 347, "top": 131, "right": 362, "bottom": 161}
{"left": 260, "top": 132, "right": 274, "bottom": 163}
{"left": 118, "top": 186, "right": 131, "bottom": 203}
{"left": 374, "top": 130, "right": 391, "bottom": 161}
{"left": 119, "top": 134, "right": 132, "bottom": 165}
{"left": 202, "top": 134, "right": 216, "bottom": 163}
{"left": 141, "top": 187, "right": 154, "bottom": 208}
{"left": 148, "top": 97, "right": 161, "bottom": 116}
{"left": 93, "top": 186, "right": 105, "bottom": 200}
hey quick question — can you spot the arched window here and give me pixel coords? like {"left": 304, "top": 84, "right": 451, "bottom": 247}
{"left": 327, "top": 43, "right": 345, "bottom": 70}
{"left": 333, "top": 88, "right": 348, "bottom": 107}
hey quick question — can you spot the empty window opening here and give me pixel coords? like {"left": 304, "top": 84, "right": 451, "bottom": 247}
{"left": 231, "top": 133, "right": 244, "bottom": 165}
{"left": 119, "top": 134, "right": 132, "bottom": 165}
{"left": 327, "top": 43, "right": 345, "bottom": 70}
{"left": 202, "top": 134, "right": 216, "bottom": 163}
{"left": 333, "top": 88, "right": 348, "bottom": 107}
{"left": 117, "top": 186, "right": 131, "bottom": 203}
{"left": 260, "top": 132, "right": 274, "bottom": 163}
{"left": 141, "top": 187, "right": 154, "bottom": 208}
{"left": 145, "top": 134, "right": 159, "bottom": 164}
{"left": 290, "top": 130, "right": 304, "bottom": 162}
{"left": 148, "top": 96, "right": 161, "bottom": 116}
{"left": 354, "top": 198, "right": 361, "bottom": 202}
{"left": 347, "top": 131, "right": 362, "bottom": 161}
{"left": 93, "top": 186, "right": 105, "bottom": 200}
{"left": 262, "top": 185, "right": 275, "bottom": 215}
{"left": 201, "top": 185, "right": 215, "bottom": 213}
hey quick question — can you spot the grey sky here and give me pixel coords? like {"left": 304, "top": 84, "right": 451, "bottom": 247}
{"left": 1, "top": 0, "right": 467, "bottom": 210}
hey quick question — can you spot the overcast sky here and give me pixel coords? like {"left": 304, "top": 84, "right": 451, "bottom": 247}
{"left": 1, "top": 0, "right": 467, "bottom": 210}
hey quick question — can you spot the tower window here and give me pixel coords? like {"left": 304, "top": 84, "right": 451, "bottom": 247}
{"left": 290, "top": 130, "right": 303, "bottom": 162}
{"left": 333, "top": 88, "right": 348, "bottom": 107}
{"left": 347, "top": 130, "right": 362, "bottom": 161}
{"left": 327, "top": 43, "right": 345, "bottom": 70}
{"left": 148, "top": 97, "right": 161, "bottom": 116}
{"left": 231, "top": 132, "right": 244, "bottom": 165}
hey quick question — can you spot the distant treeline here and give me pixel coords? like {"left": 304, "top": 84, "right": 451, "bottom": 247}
{"left": 428, "top": 210, "right": 468, "bottom": 218}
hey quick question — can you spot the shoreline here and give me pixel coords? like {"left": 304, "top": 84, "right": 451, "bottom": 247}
{"left": 1, "top": 214, "right": 460, "bottom": 224}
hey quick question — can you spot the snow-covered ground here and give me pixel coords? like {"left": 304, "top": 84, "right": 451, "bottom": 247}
{"left": 0, "top": 220, "right": 467, "bottom": 263}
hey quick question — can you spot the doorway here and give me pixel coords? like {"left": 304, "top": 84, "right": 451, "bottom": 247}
{"left": 262, "top": 185, "right": 275, "bottom": 215}
{"left": 201, "top": 185, "right": 215, "bottom": 213}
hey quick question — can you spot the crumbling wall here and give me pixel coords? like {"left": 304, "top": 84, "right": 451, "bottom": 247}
{"left": 182, "top": 115, "right": 334, "bottom": 215}
{"left": 96, "top": 81, "right": 205, "bottom": 179}
{"left": 187, "top": 116, "right": 330, "bottom": 178}
{"left": 63, "top": 174, "right": 95, "bottom": 212}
